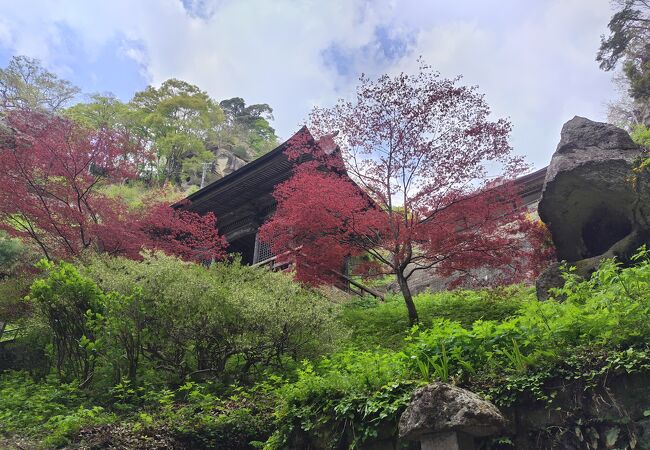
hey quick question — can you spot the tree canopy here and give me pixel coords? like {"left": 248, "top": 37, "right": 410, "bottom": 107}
{"left": 599, "top": 1, "right": 650, "bottom": 128}
{"left": 130, "top": 79, "right": 224, "bottom": 185}
{"left": 218, "top": 97, "right": 278, "bottom": 157}
{"left": 64, "top": 84, "right": 279, "bottom": 186}
{"left": 0, "top": 57, "right": 281, "bottom": 189}
{"left": 260, "top": 63, "right": 549, "bottom": 324}
{"left": 0, "top": 56, "right": 80, "bottom": 112}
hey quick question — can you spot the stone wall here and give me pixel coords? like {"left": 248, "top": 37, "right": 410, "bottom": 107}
{"left": 286, "top": 372, "right": 650, "bottom": 449}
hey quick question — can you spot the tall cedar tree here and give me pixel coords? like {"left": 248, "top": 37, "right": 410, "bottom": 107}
{"left": 597, "top": 1, "right": 650, "bottom": 107}
{"left": 0, "top": 109, "right": 226, "bottom": 262}
{"left": 260, "top": 64, "right": 551, "bottom": 324}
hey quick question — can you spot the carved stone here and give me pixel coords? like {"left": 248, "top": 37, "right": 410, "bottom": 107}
{"left": 399, "top": 383, "right": 506, "bottom": 450}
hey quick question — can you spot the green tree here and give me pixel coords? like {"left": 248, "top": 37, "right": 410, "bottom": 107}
{"left": 66, "top": 94, "right": 137, "bottom": 131}
{"left": 65, "top": 94, "right": 153, "bottom": 177}
{"left": 0, "top": 56, "right": 80, "bottom": 112}
{"left": 598, "top": 1, "right": 650, "bottom": 125}
{"left": 132, "top": 79, "right": 224, "bottom": 184}
{"left": 64, "top": 83, "right": 279, "bottom": 186}
{"left": 218, "top": 97, "right": 278, "bottom": 157}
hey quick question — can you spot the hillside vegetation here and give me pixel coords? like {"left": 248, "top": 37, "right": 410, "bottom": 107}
{"left": 2, "top": 250, "right": 650, "bottom": 449}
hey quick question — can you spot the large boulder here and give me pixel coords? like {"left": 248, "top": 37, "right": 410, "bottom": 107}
{"left": 183, "top": 148, "right": 251, "bottom": 188}
{"left": 213, "top": 148, "right": 249, "bottom": 178}
{"left": 536, "top": 116, "right": 650, "bottom": 299}
{"left": 399, "top": 383, "right": 506, "bottom": 441}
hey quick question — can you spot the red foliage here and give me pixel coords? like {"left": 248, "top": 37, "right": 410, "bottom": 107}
{"left": 260, "top": 64, "right": 554, "bottom": 323}
{"left": 260, "top": 169, "right": 385, "bottom": 284}
{"left": 138, "top": 201, "right": 227, "bottom": 262}
{"left": 0, "top": 110, "right": 226, "bottom": 263}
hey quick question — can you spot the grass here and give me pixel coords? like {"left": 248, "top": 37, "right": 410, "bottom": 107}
{"left": 340, "top": 285, "right": 531, "bottom": 349}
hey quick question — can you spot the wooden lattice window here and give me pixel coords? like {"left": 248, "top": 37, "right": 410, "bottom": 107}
{"left": 253, "top": 233, "right": 274, "bottom": 264}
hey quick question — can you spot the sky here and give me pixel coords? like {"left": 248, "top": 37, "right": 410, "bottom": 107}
{"left": 0, "top": 0, "right": 618, "bottom": 169}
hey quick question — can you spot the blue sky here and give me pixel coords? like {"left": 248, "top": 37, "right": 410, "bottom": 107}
{"left": 0, "top": 0, "right": 617, "bottom": 169}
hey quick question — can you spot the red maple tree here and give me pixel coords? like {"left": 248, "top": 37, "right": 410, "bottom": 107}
{"left": 137, "top": 200, "right": 226, "bottom": 262}
{"left": 0, "top": 109, "right": 226, "bottom": 263}
{"left": 260, "top": 64, "right": 551, "bottom": 324}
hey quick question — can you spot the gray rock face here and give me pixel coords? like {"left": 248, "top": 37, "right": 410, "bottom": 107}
{"left": 183, "top": 148, "right": 251, "bottom": 188}
{"left": 539, "top": 116, "right": 642, "bottom": 262}
{"left": 537, "top": 116, "right": 649, "bottom": 298}
{"left": 554, "top": 116, "right": 638, "bottom": 155}
{"left": 213, "top": 148, "right": 248, "bottom": 178}
{"left": 399, "top": 383, "right": 506, "bottom": 441}
{"left": 535, "top": 262, "right": 564, "bottom": 301}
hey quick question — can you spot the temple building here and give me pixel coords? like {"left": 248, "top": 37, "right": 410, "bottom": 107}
{"left": 181, "top": 126, "right": 323, "bottom": 265}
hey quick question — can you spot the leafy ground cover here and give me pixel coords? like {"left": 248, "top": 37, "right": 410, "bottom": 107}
{"left": 2, "top": 251, "right": 650, "bottom": 448}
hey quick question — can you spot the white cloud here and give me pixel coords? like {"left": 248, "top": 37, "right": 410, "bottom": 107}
{"left": 0, "top": 0, "right": 619, "bottom": 167}
{"left": 386, "top": 0, "right": 616, "bottom": 167}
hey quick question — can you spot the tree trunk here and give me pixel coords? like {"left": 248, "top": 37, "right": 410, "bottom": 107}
{"left": 397, "top": 271, "right": 419, "bottom": 325}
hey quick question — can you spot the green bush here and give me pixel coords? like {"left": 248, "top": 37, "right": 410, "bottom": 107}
{"left": 403, "top": 254, "right": 650, "bottom": 402}
{"left": 43, "top": 405, "right": 116, "bottom": 447}
{"left": 27, "top": 260, "right": 105, "bottom": 384}
{"left": 267, "top": 350, "right": 414, "bottom": 449}
{"left": 167, "top": 381, "right": 275, "bottom": 449}
{"left": 0, "top": 371, "right": 271, "bottom": 449}
{"left": 80, "top": 252, "right": 344, "bottom": 385}
{"left": 8, "top": 250, "right": 650, "bottom": 449}
{"left": 17, "top": 253, "right": 343, "bottom": 389}
{"left": 0, "top": 273, "right": 34, "bottom": 327}
{"left": 631, "top": 123, "right": 650, "bottom": 148}
{"left": 2, "top": 254, "right": 344, "bottom": 446}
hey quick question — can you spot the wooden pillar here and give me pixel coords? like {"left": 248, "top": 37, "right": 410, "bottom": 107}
{"left": 253, "top": 232, "right": 261, "bottom": 264}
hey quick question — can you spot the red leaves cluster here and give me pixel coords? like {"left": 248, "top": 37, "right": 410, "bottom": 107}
{"left": 93, "top": 197, "right": 227, "bottom": 262}
{"left": 259, "top": 168, "right": 384, "bottom": 284}
{"left": 0, "top": 110, "right": 226, "bottom": 263}
{"left": 412, "top": 185, "right": 550, "bottom": 287}
{"left": 261, "top": 159, "right": 549, "bottom": 288}
{"left": 137, "top": 201, "right": 227, "bottom": 262}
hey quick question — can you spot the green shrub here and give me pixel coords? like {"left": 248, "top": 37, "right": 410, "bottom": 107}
{"left": 18, "top": 253, "right": 343, "bottom": 389}
{"left": 631, "top": 123, "right": 650, "bottom": 148}
{"left": 27, "top": 260, "right": 105, "bottom": 384}
{"left": 9, "top": 249, "right": 650, "bottom": 449}
{"left": 267, "top": 350, "right": 414, "bottom": 449}
{"left": 268, "top": 252, "right": 650, "bottom": 447}
{"left": 169, "top": 382, "right": 275, "bottom": 449}
{"left": 80, "top": 252, "right": 344, "bottom": 385}
{"left": 404, "top": 254, "right": 650, "bottom": 399}
{"left": 43, "top": 405, "right": 116, "bottom": 447}
{"left": 0, "top": 273, "right": 34, "bottom": 329}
